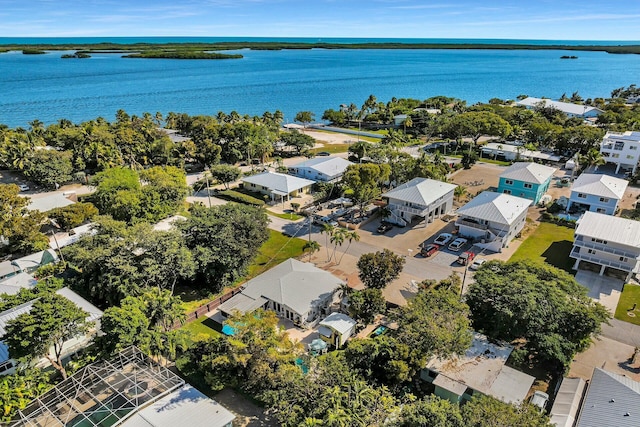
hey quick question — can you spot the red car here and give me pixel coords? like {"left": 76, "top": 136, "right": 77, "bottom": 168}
{"left": 421, "top": 243, "right": 440, "bottom": 257}
{"left": 457, "top": 251, "right": 475, "bottom": 266}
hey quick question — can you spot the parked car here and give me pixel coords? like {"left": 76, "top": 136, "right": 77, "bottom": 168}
{"left": 530, "top": 391, "right": 549, "bottom": 411}
{"left": 469, "top": 258, "right": 486, "bottom": 270}
{"left": 377, "top": 222, "right": 393, "bottom": 234}
{"left": 18, "top": 184, "right": 30, "bottom": 192}
{"left": 448, "top": 237, "right": 468, "bottom": 252}
{"left": 421, "top": 243, "right": 440, "bottom": 257}
{"left": 457, "top": 251, "right": 475, "bottom": 265}
{"left": 314, "top": 216, "right": 339, "bottom": 227}
{"left": 316, "top": 151, "right": 331, "bottom": 156}
{"left": 433, "top": 233, "right": 453, "bottom": 246}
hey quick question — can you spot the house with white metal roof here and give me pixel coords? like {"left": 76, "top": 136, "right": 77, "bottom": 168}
{"left": 571, "top": 211, "right": 640, "bottom": 280}
{"left": 421, "top": 332, "right": 535, "bottom": 405}
{"left": 24, "top": 191, "right": 77, "bottom": 212}
{"left": 498, "top": 162, "right": 557, "bottom": 205}
{"left": 287, "top": 156, "right": 353, "bottom": 183}
{"left": 11, "top": 248, "right": 59, "bottom": 274}
{"left": 516, "top": 97, "right": 603, "bottom": 118}
{"left": 550, "top": 377, "right": 587, "bottom": 427}
{"left": 600, "top": 131, "right": 640, "bottom": 174}
{"left": 382, "top": 177, "right": 457, "bottom": 227}
{"left": 575, "top": 368, "right": 640, "bottom": 427}
{"left": 455, "top": 191, "right": 530, "bottom": 253}
{"left": 0, "top": 272, "right": 37, "bottom": 296}
{"left": 0, "top": 287, "right": 103, "bottom": 375}
{"left": 567, "top": 173, "right": 628, "bottom": 215}
{"left": 481, "top": 142, "right": 562, "bottom": 163}
{"left": 217, "top": 258, "right": 343, "bottom": 328}
{"left": 242, "top": 171, "right": 314, "bottom": 203}
{"left": 318, "top": 312, "right": 357, "bottom": 349}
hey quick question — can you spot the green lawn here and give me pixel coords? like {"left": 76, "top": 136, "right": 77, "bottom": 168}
{"left": 267, "top": 210, "right": 304, "bottom": 220}
{"left": 509, "top": 222, "right": 575, "bottom": 273}
{"left": 615, "top": 283, "right": 640, "bottom": 325}
{"left": 310, "top": 143, "right": 352, "bottom": 154}
{"left": 182, "top": 315, "right": 223, "bottom": 341}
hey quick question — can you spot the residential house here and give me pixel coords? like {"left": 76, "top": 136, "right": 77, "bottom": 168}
{"left": 516, "top": 97, "right": 603, "bottom": 118}
{"left": 0, "top": 261, "right": 18, "bottom": 282}
{"left": 318, "top": 312, "right": 357, "bottom": 349}
{"left": 382, "top": 177, "right": 457, "bottom": 226}
{"left": 480, "top": 143, "right": 562, "bottom": 163}
{"left": 11, "top": 248, "right": 59, "bottom": 274}
{"left": 288, "top": 156, "right": 353, "bottom": 183}
{"left": 574, "top": 368, "right": 640, "bottom": 427}
{"left": 600, "top": 131, "right": 640, "bottom": 174}
{"left": 0, "top": 272, "right": 37, "bottom": 296}
{"left": 567, "top": 173, "right": 628, "bottom": 215}
{"left": 11, "top": 346, "right": 235, "bottom": 427}
{"left": 421, "top": 332, "right": 535, "bottom": 405}
{"left": 498, "top": 162, "right": 557, "bottom": 205}
{"left": 455, "top": 191, "right": 530, "bottom": 252}
{"left": 0, "top": 287, "right": 103, "bottom": 375}
{"left": 217, "top": 258, "right": 343, "bottom": 328}
{"left": 570, "top": 211, "right": 640, "bottom": 280}
{"left": 242, "top": 171, "right": 314, "bottom": 203}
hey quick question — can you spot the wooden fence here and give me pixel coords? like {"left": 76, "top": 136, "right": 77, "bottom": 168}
{"left": 173, "top": 287, "right": 244, "bottom": 330}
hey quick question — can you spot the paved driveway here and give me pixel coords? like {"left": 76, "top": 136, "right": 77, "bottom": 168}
{"left": 575, "top": 270, "right": 624, "bottom": 313}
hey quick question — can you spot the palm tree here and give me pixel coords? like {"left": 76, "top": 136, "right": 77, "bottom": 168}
{"left": 330, "top": 228, "right": 347, "bottom": 262}
{"left": 338, "top": 231, "right": 360, "bottom": 264}
{"left": 320, "top": 223, "right": 335, "bottom": 261}
{"left": 454, "top": 185, "right": 467, "bottom": 203}
{"left": 303, "top": 240, "right": 321, "bottom": 262}
{"left": 578, "top": 148, "right": 606, "bottom": 172}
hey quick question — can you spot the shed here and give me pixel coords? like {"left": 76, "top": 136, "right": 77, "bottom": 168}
{"left": 318, "top": 312, "right": 357, "bottom": 348}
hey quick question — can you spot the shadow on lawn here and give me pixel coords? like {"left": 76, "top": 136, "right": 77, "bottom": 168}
{"left": 541, "top": 240, "right": 575, "bottom": 273}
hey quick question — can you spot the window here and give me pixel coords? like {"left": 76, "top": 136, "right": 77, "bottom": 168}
{"left": 627, "top": 155, "right": 635, "bottom": 159}
{"left": 588, "top": 249, "right": 596, "bottom": 254}
{"left": 591, "top": 238, "right": 607, "bottom": 244}
{"left": 578, "top": 193, "right": 587, "bottom": 199}
{"left": 523, "top": 183, "right": 533, "bottom": 189}
{"left": 599, "top": 197, "right": 610, "bottom": 203}
{"left": 620, "top": 256, "right": 629, "bottom": 262}
{"left": 503, "top": 189, "right": 512, "bottom": 195}
{"left": 596, "top": 208, "right": 607, "bottom": 213}
{"left": 505, "top": 179, "right": 514, "bottom": 185}
{"left": 631, "top": 146, "right": 638, "bottom": 150}
{"left": 612, "top": 153, "right": 620, "bottom": 158}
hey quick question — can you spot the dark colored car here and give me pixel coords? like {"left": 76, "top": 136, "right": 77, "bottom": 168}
{"left": 457, "top": 251, "right": 475, "bottom": 265}
{"left": 377, "top": 222, "right": 393, "bottom": 234}
{"left": 421, "top": 243, "right": 440, "bottom": 257}
{"left": 316, "top": 151, "right": 331, "bottom": 156}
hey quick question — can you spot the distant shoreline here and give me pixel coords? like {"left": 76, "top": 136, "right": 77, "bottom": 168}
{"left": 0, "top": 41, "right": 639, "bottom": 56}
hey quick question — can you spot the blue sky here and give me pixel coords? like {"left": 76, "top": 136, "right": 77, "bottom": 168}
{"left": 1, "top": 0, "right": 640, "bottom": 40}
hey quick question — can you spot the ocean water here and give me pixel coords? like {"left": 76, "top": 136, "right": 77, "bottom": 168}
{"left": 1, "top": 39, "right": 639, "bottom": 127}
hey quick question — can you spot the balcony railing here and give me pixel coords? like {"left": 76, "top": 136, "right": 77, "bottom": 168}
{"left": 574, "top": 237, "right": 639, "bottom": 259}
{"left": 571, "top": 248, "right": 635, "bottom": 272}
{"left": 455, "top": 218, "right": 488, "bottom": 231}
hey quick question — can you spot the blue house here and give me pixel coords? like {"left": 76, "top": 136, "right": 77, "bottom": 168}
{"left": 497, "top": 162, "right": 557, "bottom": 205}
{"left": 567, "top": 173, "right": 628, "bottom": 215}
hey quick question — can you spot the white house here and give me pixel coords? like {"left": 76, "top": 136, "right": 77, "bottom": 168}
{"left": 571, "top": 211, "right": 640, "bottom": 280}
{"left": 287, "top": 156, "right": 353, "bottom": 183}
{"left": 318, "top": 312, "right": 357, "bottom": 349}
{"left": 516, "top": 97, "right": 603, "bottom": 118}
{"left": 0, "top": 272, "right": 37, "bottom": 296}
{"left": 0, "top": 287, "right": 103, "bottom": 375}
{"left": 600, "top": 131, "right": 640, "bottom": 174}
{"left": 422, "top": 332, "right": 535, "bottom": 405}
{"left": 25, "top": 192, "right": 77, "bottom": 212}
{"left": 567, "top": 173, "right": 628, "bottom": 215}
{"left": 455, "top": 191, "right": 530, "bottom": 253}
{"left": 481, "top": 143, "right": 562, "bottom": 163}
{"left": 382, "top": 177, "right": 457, "bottom": 226}
{"left": 242, "top": 171, "right": 314, "bottom": 203}
{"left": 217, "top": 258, "right": 343, "bottom": 328}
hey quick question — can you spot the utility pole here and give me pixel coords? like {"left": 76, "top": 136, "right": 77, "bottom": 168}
{"left": 204, "top": 166, "right": 212, "bottom": 208}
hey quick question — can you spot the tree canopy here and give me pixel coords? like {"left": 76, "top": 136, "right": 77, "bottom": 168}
{"left": 0, "top": 183, "right": 48, "bottom": 254}
{"left": 357, "top": 249, "right": 405, "bottom": 289}
{"left": 466, "top": 260, "right": 610, "bottom": 368}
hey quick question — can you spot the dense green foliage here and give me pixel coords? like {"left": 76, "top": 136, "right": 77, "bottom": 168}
{"left": 461, "top": 394, "right": 552, "bottom": 427}
{"left": 4, "top": 293, "right": 92, "bottom": 379}
{"left": 467, "top": 261, "right": 610, "bottom": 369}
{"left": 1, "top": 369, "right": 52, "bottom": 422}
{"left": 347, "top": 288, "right": 386, "bottom": 324}
{"left": 0, "top": 183, "right": 49, "bottom": 254}
{"left": 48, "top": 202, "right": 98, "bottom": 229}
{"left": 206, "top": 164, "right": 241, "bottom": 189}
{"left": 123, "top": 51, "right": 243, "bottom": 59}
{"left": 357, "top": 248, "right": 406, "bottom": 289}
{"left": 0, "top": 277, "right": 64, "bottom": 312}
{"left": 23, "top": 150, "right": 74, "bottom": 188}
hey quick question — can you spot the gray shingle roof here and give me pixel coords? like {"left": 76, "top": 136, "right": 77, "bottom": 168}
{"left": 576, "top": 368, "right": 640, "bottom": 427}
{"left": 571, "top": 173, "right": 628, "bottom": 200}
{"left": 241, "top": 258, "right": 342, "bottom": 317}
{"left": 383, "top": 177, "right": 457, "bottom": 206}
{"left": 242, "top": 171, "right": 315, "bottom": 194}
{"left": 456, "top": 191, "right": 531, "bottom": 225}
{"left": 500, "top": 162, "right": 557, "bottom": 184}
{"left": 575, "top": 211, "right": 640, "bottom": 248}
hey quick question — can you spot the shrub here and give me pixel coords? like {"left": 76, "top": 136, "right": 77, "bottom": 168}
{"left": 217, "top": 190, "right": 265, "bottom": 206}
{"left": 48, "top": 202, "right": 98, "bottom": 229}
